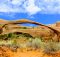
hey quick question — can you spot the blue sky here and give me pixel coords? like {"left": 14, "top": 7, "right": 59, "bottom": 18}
{"left": 0, "top": 0, "right": 60, "bottom": 24}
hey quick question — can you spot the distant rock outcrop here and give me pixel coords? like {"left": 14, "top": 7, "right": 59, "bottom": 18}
{"left": 0, "top": 19, "right": 8, "bottom": 24}
{"left": 48, "top": 21, "right": 60, "bottom": 32}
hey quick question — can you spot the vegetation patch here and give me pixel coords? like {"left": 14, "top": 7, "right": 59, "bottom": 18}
{"left": 0, "top": 32, "right": 60, "bottom": 54}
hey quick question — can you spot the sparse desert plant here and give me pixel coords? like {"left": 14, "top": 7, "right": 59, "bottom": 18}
{"left": 31, "top": 38, "right": 42, "bottom": 49}
{"left": 25, "top": 38, "right": 44, "bottom": 50}
{"left": 42, "top": 40, "right": 60, "bottom": 54}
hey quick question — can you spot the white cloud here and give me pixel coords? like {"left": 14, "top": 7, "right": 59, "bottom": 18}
{"left": 24, "top": 0, "right": 41, "bottom": 15}
{"left": 0, "top": 0, "right": 60, "bottom": 15}
{"left": 35, "top": 0, "right": 60, "bottom": 14}
{"left": 0, "top": 0, "right": 26, "bottom": 13}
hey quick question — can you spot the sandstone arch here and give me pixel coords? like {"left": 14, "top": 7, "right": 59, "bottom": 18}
{"left": 0, "top": 19, "right": 60, "bottom": 41}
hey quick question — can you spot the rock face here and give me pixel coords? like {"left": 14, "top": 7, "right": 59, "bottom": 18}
{"left": 0, "top": 19, "right": 8, "bottom": 24}
{"left": 48, "top": 22, "right": 60, "bottom": 42}
{"left": 0, "top": 27, "right": 3, "bottom": 34}
{"left": 56, "top": 21, "right": 60, "bottom": 27}
{"left": 48, "top": 21, "right": 60, "bottom": 32}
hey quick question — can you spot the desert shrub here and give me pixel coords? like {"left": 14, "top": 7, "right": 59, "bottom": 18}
{"left": 43, "top": 41, "right": 60, "bottom": 54}
{"left": 0, "top": 32, "right": 33, "bottom": 48}
{"left": 0, "top": 34, "right": 8, "bottom": 40}
{"left": 25, "top": 38, "right": 44, "bottom": 50}
{"left": 22, "top": 27, "right": 27, "bottom": 29}
{"left": 31, "top": 38, "right": 42, "bottom": 49}
{"left": 18, "top": 26, "right": 28, "bottom": 29}
{"left": 0, "top": 33, "right": 17, "bottom": 40}
{"left": 0, "top": 32, "right": 33, "bottom": 40}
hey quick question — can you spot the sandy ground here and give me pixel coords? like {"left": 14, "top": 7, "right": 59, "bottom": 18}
{"left": 0, "top": 46, "right": 60, "bottom": 57}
